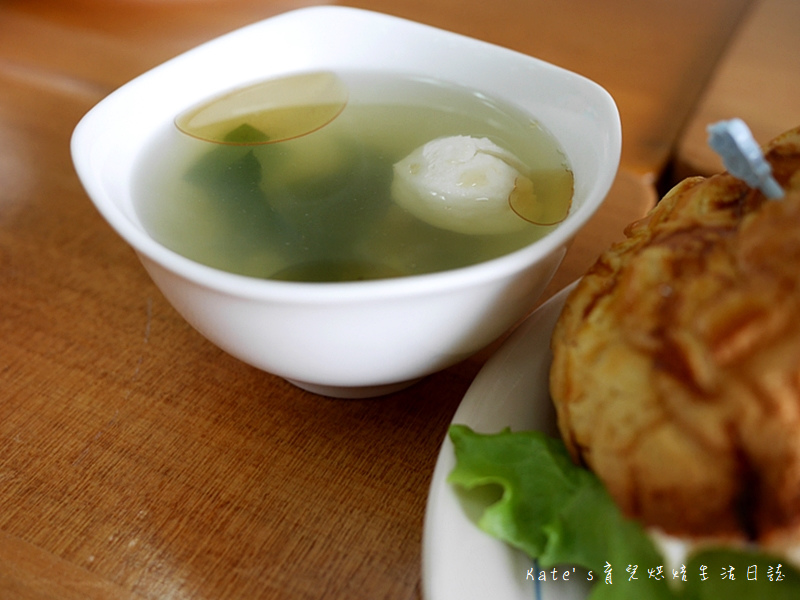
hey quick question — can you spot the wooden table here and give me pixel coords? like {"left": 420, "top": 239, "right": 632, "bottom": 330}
{"left": 0, "top": 0, "right": 762, "bottom": 598}
{"left": 675, "top": 0, "right": 800, "bottom": 179}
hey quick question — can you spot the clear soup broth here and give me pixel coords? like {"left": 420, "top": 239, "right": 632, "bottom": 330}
{"left": 134, "top": 70, "right": 573, "bottom": 282}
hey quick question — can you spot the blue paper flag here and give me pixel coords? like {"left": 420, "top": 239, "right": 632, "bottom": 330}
{"left": 707, "top": 119, "right": 784, "bottom": 199}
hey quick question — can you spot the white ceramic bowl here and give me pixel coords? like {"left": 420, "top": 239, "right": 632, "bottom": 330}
{"left": 71, "top": 6, "right": 620, "bottom": 398}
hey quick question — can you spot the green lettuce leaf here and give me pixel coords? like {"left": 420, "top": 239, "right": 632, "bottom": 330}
{"left": 447, "top": 425, "right": 800, "bottom": 599}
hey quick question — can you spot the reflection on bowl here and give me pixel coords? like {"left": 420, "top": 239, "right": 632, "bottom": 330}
{"left": 71, "top": 6, "right": 620, "bottom": 398}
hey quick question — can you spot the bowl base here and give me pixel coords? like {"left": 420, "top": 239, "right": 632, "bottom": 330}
{"left": 285, "top": 376, "right": 424, "bottom": 399}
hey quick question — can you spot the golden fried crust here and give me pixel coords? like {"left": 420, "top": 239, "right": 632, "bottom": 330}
{"left": 549, "top": 126, "right": 800, "bottom": 549}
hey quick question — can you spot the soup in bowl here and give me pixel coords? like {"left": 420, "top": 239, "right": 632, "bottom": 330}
{"left": 71, "top": 6, "right": 621, "bottom": 398}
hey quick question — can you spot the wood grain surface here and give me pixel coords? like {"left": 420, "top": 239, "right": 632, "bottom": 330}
{"left": 0, "top": 0, "right": 774, "bottom": 598}
{"left": 675, "top": 0, "right": 800, "bottom": 178}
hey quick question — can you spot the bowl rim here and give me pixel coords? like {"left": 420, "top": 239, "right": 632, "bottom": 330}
{"left": 71, "top": 5, "right": 621, "bottom": 304}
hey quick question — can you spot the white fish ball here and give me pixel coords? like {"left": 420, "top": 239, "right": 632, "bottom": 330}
{"left": 391, "top": 136, "right": 529, "bottom": 235}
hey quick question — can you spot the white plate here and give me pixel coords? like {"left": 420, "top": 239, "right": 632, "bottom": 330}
{"left": 422, "top": 282, "right": 592, "bottom": 600}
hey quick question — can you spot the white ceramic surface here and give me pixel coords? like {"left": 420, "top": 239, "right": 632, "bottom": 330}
{"left": 71, "top": 6, "right": 620, "bottom": 398}
{"left": 422, "top": 283, "right": 591, "bottom": 600}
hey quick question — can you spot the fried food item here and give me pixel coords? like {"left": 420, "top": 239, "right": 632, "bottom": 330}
{"left": 549, "top": 126, "right": 800, "bottom": 552}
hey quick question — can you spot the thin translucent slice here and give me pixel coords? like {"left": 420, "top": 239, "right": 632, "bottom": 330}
{"left": 509, "top": 172, "right": 572, "bottom": 226}
{"left": 175, "top": 71, "right": 348, "bottom": 145}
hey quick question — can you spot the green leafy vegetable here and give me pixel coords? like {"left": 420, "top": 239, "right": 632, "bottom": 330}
{"left": 223, "top": 123, "right": 271, "bottom": 144}
{"left": 448, "top": 425, "right": 800, "bottom": 599}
